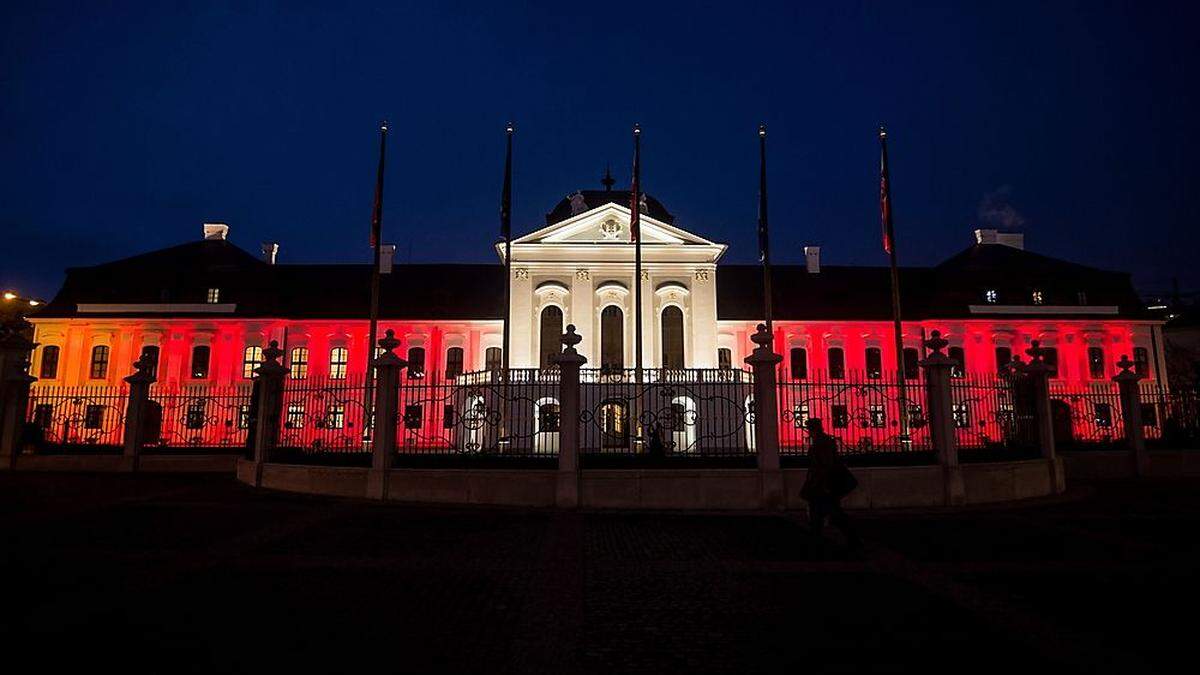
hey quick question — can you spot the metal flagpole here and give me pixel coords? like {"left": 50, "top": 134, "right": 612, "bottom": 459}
{"left": 365, "top": 120, "right": 388, "bottom": 438}
{"left": 879, "top": 125, "right": 911, "bottom": 446}
{"left": 631, "top": 124, "right": 644, "bottom": 450}
{"left": 499, "top": 123, "right": 514, "bottom": 449}
{"left": 758, "top": 125, "right": 773, "bottom": 343}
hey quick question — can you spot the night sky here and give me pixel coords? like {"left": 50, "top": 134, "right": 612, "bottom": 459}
{"left": 3, "top": 1, "right": 1197, "bottom": 301}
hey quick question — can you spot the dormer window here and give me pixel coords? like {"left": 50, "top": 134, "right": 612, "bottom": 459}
{"left": 206, "top": 288, "right": 221, "bottom": 304}
{"left": 1077, "top": 291, "right": 1088, "bottom": 305}
{"left": 1031, "top": 290, "right": 1044, "bottom": 305}
{"left": 984, "top": 289, "right": 998, "bottom": 304}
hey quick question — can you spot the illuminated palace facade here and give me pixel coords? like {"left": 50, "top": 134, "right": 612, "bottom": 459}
{"left": 28, "top": 189, "right": 1161, "bottom": 393}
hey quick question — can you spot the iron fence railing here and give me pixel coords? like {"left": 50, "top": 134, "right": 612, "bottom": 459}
{"left": 148, "top": 384, "right": 253, "bottom": 450}
{"left": 1049, "top": 382, "right": 1126, "bottom": 449}
{"left": 1138, "top": 385, "right": 1200, "bottom": 449}
{"left": 278, "top": 376, "right": 372, "bottom": 453}
{"left": 950, "top": 374, "right": 1039, "bottom": 452}
{"left": 777, "top": 370, "right": 930, "bottom": 455}
{"left": 27, "top": 385, "right": 129, "bottom": 449}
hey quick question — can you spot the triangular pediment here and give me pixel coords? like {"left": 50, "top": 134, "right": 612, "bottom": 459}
{"left": 511, "top": 203, "right": 718, "bottom": 247}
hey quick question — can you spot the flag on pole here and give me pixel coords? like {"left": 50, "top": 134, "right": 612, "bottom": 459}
{"left": 879, "top": 125, "right": 894, "bottom": 254}
{"left": 369, "top": 121, "right": 388, "bottom": 248}
{"left": 500, "top": 122, "right": 514, "bottom": 241}
{"left": 630, "top": 124, "right": 641, "bottom": 243}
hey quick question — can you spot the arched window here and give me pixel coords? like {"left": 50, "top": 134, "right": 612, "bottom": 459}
{"left": 329, "top": 347, "right": 349, "bottom": 379}
{"left": 865, "top": 347, "right": 882, "bottom": 379}
{"left": 948, "top": 346, "right": 965, "bottom": 378}
{"left": 903, "top": 347, "right": 920, "bottom": 380}
{"left": 485, "top": 346, "right": 502, "bottom": 371}
{"left": 660, "top": 305, "right": 684, "bottom": 369}
{"left": 445, "top": 347, "right": 464, "bottom": 379}
{"left": 789, "top": 347, "right": 807, "bottom": 380}
{"left": 535, "top": 397, "right": 561, "bottom": 433}
{"left": 407, "top": 347, "right": 426, "bottom": 379}
{"left": 600, "top": 305, "right": 624, "bottom": 371}
{"left": 599, "top": 399, "right": 628, "bottom": 447}
{"left": 289, "top": 347, "right": 309, "bottom": 380}
{"left": 190, "top": 345, "right": 211, "bottom": 379}
{"left": 89, "top": 345, "right": 110, "bottom": 379}
{"left": 994, "top": 346, "right": 1012, "bottom": 374}
{"left": 717, "top": 348, "right": 732, "bottom": 370}
{"left": 1088, "top": 346, "right": 1105, "bottom": 379}
{"left": 140, "top": 345, "right": 160, "bottom": 378}
{"left": 539, "top": 305, "right": 564, "bottom": 369}
{"left": 242, "top": 346, "right": 263, "bottom": 379}
{"left": 827, "top": 347, "right": 845, "bottom": 380}
{"left": 39, "top": 345, "right": 60, "bottom": 379}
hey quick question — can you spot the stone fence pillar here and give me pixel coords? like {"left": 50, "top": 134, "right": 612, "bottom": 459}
{"left": 1113, "top": 354, "right": 1147, "bottom": 477}
{"left": 368, "top": 330, "right": 406, "bottom": 500}
{"left": 121, "top": 354, "right": 157, "bottom": 472}
{"left": 919, "top": 330, "right": 964, "bottom": 505}
{"left": 1022, "top": 340, "right": 1064, "bottom": 492}
{"left": 744, "top": 324, "right": 784, "bottom": 510}
{"left": 252, "top": 341, "right": 288, "bottom": 487}
{"left": 0, "top": 317, "right": 36, "bottom": 470}
{"left": 555, "top": 325, "right": 586, "bottom": 508}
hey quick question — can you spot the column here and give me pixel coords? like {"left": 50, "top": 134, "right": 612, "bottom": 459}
{"left": 744, "top": 324, "right": 784, "bottom": 509}
{"left": 570, "top": 269, "right": 594, "bottom": 365}
{"left": 368, "top": 330, "right": 406, "bottom": 500}
{"left": 122, "top": 353, "right": 158, "bottom": 472}
{"left": 556, "top": 324, "right": 586, "bottom": 508}
{"left": 1112, "top": 354, "right": 1148, "bottom": 477}
{"left": 919, "top": 330, "right": 964, "bottom": 505}
{"left": 1022, "top": 340, "right": 1065, "bottom": 492}
{"left": 510, "top": 268, "right": 533, "bottom": 367}
{"left": 251, "top": 340, "right": 288, "bottom": 487}
{"left": 0, "top": 317, "right": 37, "bottom": 470}
{"left": 690, "top": 268, "right": 718, "bottom": 368}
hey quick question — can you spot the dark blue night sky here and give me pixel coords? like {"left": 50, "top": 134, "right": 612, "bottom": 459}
{"left": 2, "top": 1, "right": 1196, "bottom": 300}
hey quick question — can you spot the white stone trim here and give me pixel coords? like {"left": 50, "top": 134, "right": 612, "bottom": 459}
{"left": 967, "top": 305, "right": 1119, "bottom": 315}
{"left": 77, "top": 303, "right": 238, "bottom": 313}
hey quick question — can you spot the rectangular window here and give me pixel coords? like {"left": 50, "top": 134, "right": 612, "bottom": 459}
{"left": 84, "top": 404, "right": 105, "bottom": 429}
{"left": 907, "top": 404, "right": 924, "bottom": 428}
{"left": 139, "top": 345, "right": 160, "bottom": 379}
{"left": 404, "top": 404, "right": 423, "bottom": 429}
{"left": 1141, "top": 403, "right": 1158, "bottom": 428}
{"left": 1077, "top": 291, "right": 1088, "bottom": 305}
{"left": 1094, "top": 403, "right": 1113, "bottom": 428}
{"left": 1043, "top": 347, "right": 1059, "bottom": 378}
{"left": 443, "top": 404, "right": 455, "bottom": 430}
{"left": 718, "top": 348, "right": 733, "bottom": 371}
{"left": 33, "top": 404, "right": 53, "bottom": 429}
{"left": 238, "top": 405, "right": 251, "bottom": 429}
{"left": 185, "top": 400, "right": 207, "bottom": 430}
{"left": 407, "top": 347, "right": 426, "bottom": 379}
{"left": 206, "top": 288, "right": 220, "bottom": 304}
{"left": 326, "top": 404, "right": 346, "bottom": 429}
{"left": 831, "top": 404, "right": 849, "bottom": 429}
{"left": 485, "top": 347, "right": 502, "bottom": 371}
{"left": 1087, "top": 346, "right": 1105, "bottom": 379}
{"left": 39, "top": 345, "right": 60, "bottom": 379}
{"left": 191, "top": 345, "right": 211, "bottom": 379}
{"left": 827, "top": 348, "right": 845, "bottom": 380}
{"left": 329, "top": 347, "right": 348, "bottom": 380}
{"left": 286, "top": 403, "right": 306, "bottom": 429}
{"left": 902, "top": 348, "right": 919, "bottom": 380}
{"left": 984, "top": 289, "right": 998, "bottom": 304}
{"left": 952, "top": 403, "right": 970, "bottom": 429}
{"left": 868, "top": 404, "right": 885, "bottom": 428}
{"left": 290, "top": 347, "right": 309, "bottom": 380}
{"left": 445, "top": 347, "right": 464, "bottom": 379}
{"left": 538, "top": 402, "right": 561, "bottom": 432}
{"left": 89, "top": 345, "right": 110, "bottom": 379}
{"left": 1133, "top": 347, "right": 1150, "bottom": 378}
{"left": 865, "top": 347, "right": 882, "bottom": 379}
{"left": 242, "top": 346, "right": 263, "bottom": 379}
{"left": 1031, "top": 289, "right": 1045, "bottom": 305}
{"left": 995, "top": 346, "right": 1013, "bottom": 374}
{"left": 948, "top": 346, "right": 965, "bottom": 379}
{"left": 789, "top": 347, "right": 807, "bottom": 379}
{"left": 792, "top": 403, "right": 810, "bottom": 429}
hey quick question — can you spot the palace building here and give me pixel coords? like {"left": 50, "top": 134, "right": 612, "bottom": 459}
{"left": 28, "top": 187, "right": 1161, "bottom": 392}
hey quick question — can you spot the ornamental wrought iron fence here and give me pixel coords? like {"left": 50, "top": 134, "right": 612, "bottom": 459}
{"left": 1138, "top": 385, "right": 1200, "bottom": 449}
{"left": 777, "top": 370, "right": 930, "bottom": 456}
{"left": 578, "top": 368, "right": 755, "bottom": 461}
{"left": 1048, "top": 382, "right": 1126, "bottom": 449}
{"left": 277, "top": 375, "right": 373, "bottom": 454}
{"left": 392, "top": 368, "right": 561, "bottom": 463}
{"left": 26, "top": 385, "right": 129, "bottom": 450}
{"left": 147, "top": 384, "right": 253, "bottom": 451}
{"left": 950, "top": 373, "right": 1039, "bottom": 455}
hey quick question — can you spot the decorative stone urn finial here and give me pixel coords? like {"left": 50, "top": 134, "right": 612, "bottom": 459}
{"left": 262, "top": 340, "right": 283, "bottom": 365}
{"left": 378, "top": 329, "right": 401, "bottom": 354}
{"left": 561, "top": 324, "right": 582, "bottom": 354}
{"left": 750, "top": 323, "right": 772, "bottom": 350}
{"left": 1116, "top": 354, "right": 1135, "bottom": 374}
{"left": 1113, "top": 353, "right": 1141, "bottom": 382}
{"left": 1026, "top": 339, "right": 1047, "bottom": 364}
{"left": 124, "top": 352, "right": 158, "bottom": 385}
{"left": 924, "top": 330, "right": 949, "bottom": 356}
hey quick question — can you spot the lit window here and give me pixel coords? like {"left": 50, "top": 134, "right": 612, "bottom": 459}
{"left": 290, "top": 347, "right": 309, "bottom": 380}
{"left": 1087, "top": 346, "right": 1105, "bottom": 379}
{"left": 89, "top": 345, "right": 110, "bottom": 379}
{"left": 325, "top": 404, "right": 346, "bottom": 429}
{"left": 407, "top": 347, "right": 426, "bottom": 379}
{"left": 952, "top": 403, "right": 971, "bottom": 428}
{"left": 242, "top": 346, "right": 263, "bottom": 379}
{"left": 237, "top": 405, "right": 251, "bottom": 429}
{"left": 329, "top": 347, "right": 348, "bottom": 380}
{"left": 1031, "top": 289, "right": 1045, "bottom": 305}
{"left": 206, "top": 288, "right": 220, "bottom": 304}
{"left": 185, "top": 400, "right": 207, "bottom": 429}
{"left": 191, "top": 345, "right": 210, "bottom": 379}
{"left": 286, "top": 403, "right": 306, "bottom": 429}
{"left": 984, "top": 289, "right": 998, "bottom": 304}
{"left": 869, "top": 404, "right": 886, "bottom": 428}
{"left": 84, "top": 404, "right": 105, "bottom": 428}
{"left": 792, "top": 403, "right": 810, "bottom": 429}
{"left": 718, "top": 348, "right": 733, "bottom": 371}
{"left": 948, "top": 346, "right": 965, "bottom": 378}
{"left": 537, "top": 400, "right": 560, "bottom": 433}
{"left": 39, "top": 345, "right": 60, "bottom": 379}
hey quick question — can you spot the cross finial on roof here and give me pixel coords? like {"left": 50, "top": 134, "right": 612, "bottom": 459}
{"left": 601, "top": 164, "right": 615, "bottom": 192}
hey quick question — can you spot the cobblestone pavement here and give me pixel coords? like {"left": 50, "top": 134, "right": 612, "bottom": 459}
{"left": 2, "top": 474, "right": 1197, "bottom": 674}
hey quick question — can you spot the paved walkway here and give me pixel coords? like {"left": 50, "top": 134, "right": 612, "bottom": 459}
{"left": 2, "top": 473, "right": 1197, "bottom": 674}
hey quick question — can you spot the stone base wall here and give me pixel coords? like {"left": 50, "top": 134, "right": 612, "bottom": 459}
{"left": 8, "top": 453, "right": 238, "bottom": 473}
{"left": 1062, "top": 450, "right": 1200, "bottom": 481}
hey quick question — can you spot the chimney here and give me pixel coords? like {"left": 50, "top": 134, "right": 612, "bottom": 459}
{"left": 974, "top": 228, "right": 1024, "bottom": 250}
{"left": 804, "top": 246, "right": 821, "bottom": 274}
{"left": 380, "top": 244, "right": 396, "bottom": 274}
{"left": 261, "top": 242, "right": 279, "bottom": 264}
{"left": 202, "top": 223, "right": 229, "bottom": 240}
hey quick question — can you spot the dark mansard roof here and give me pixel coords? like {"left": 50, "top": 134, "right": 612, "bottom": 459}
{"left": 545, "top": 190, "right": 675, "bottom": 226}
{"left": 35, "top": 237, "right": 1146, "bottom": 322}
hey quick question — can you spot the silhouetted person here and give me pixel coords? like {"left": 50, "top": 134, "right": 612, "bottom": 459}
{"left": 800, "top": 418, "right": 861, "bottom": 551}
{"left": 647, "top": 422, "right": 666, "bottom": 459}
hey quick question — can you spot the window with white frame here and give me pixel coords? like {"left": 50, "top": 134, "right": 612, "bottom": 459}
{"left": 206, "top": 288, "right": 221, "bottom": 304}
{"left": 290, "top": 347, "right": 309, "bottom": 380}
{"left": 329, "top": 347, "right": 348, "bottom": 380}
{"left": 984, "top": 289, "right": 998, "bottom": 304}
{"left": 242, "top": 346, "right": 263, "bottom": 379}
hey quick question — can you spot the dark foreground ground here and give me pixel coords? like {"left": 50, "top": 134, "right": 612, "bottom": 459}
{"left": 2, "top": 474, "right": 1197, "bottom": 674}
